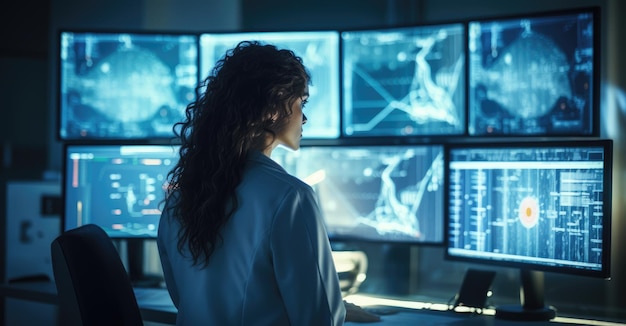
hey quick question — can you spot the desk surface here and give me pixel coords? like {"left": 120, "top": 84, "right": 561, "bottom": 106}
{"left": 1, "top": 281, "right": 623, "bottom": 326}
{"left": 0, "top": 281, "right": 178, "bottom": 324}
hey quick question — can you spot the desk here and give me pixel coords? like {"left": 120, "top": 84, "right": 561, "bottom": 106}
{"left": 345, "top": 294, "right": 626, "bottom": 326}
{"left": 0, "top": 281, "right": 177, "bottom": 324}
{"left": 1, "top": 282, "right": 624, "bottom": 326}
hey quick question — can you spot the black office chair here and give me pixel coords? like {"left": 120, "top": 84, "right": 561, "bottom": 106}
{"left": 51, "top": 224, "right": 144, "bottom": 326}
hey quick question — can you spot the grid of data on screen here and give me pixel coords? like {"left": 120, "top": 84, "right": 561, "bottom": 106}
{"left": 59, "top": 32, "right": 198, "bottom": 140}
{"left": 273, "top": 144, "right": 444, "bottom": 243}
{"left": 341, "top": 23, "right": 465, "bottom": 137}
{"left": 447, "top": 145, "right": 606, "bottom": 272}
{"left": 468, "top": 11, "right": 596, "bottom": 136}
{"left": 64, "top": 145, "right": 179, "bottom": 238}
{"left": 200, "top": 32, "right": 340, "bottom": 139}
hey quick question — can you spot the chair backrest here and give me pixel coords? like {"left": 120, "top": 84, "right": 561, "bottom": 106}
{"left": 51, "top": 224, "right": 144, "bottom": 326}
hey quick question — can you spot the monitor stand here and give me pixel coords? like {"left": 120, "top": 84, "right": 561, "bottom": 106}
{"left": 127, "top": 238, "right": 163, "bottom": 288}
{"left": 495, "top": 269, "right": 556, "bottom": 321}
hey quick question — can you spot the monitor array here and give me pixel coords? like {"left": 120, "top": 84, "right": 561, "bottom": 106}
{"left": 57, "top": 7, "right": 599, "bottom": 142}
{"left": 59, "top": 7, "right": 609, "bottom": 267}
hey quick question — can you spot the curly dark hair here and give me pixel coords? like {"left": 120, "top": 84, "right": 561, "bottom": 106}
{"left": 164, "top": 41, "right": 311, "bottom": 267}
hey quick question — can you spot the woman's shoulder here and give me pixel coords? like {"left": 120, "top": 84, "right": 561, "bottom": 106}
{"left": 246, "top": 152, "right": 314, "bottom": 193}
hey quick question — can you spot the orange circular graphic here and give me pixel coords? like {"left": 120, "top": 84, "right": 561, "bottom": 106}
{"left": 518, "top": 196, "right": 539, "bottom": 228}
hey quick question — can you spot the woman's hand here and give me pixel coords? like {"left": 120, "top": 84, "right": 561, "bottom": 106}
{"left": 344, "top": 301, "right": 382, "bottom": 323}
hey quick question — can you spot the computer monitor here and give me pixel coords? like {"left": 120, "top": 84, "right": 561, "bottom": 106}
{"left": 468, "top": 7, "right": 599, "bottom": 136}
{"left": 58, "top": 31, "right": 199, "bottom": 141}
{"left": 272, "top": 144, "right": 445, "bottom": 244}
{"left": 200, "top": 31, "right": 340, "bottom": 139}
{"left": 341, "top": 23, "right": 466, "bottom": 137}
{"left": 444, "top": 139, "right": 612, "bottom": 320}
{"left": 63, "top": 144, "right": 179, "bottom": 238}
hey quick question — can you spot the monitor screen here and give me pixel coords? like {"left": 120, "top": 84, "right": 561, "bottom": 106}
{"left": 272, "top": 144, "right": 445, "bottom": 244}
{"left": 468, "top": 7, "right": 599, "bottom": 136}
{"left": 200, "top": 31, "right": 340, "bottom": 139}
{"left": 444, "top": 139, "right": 612, "bottom": 278}
{"left": 58, "top": 31, "right": 198, "bottom": 140}
{"left": 63, "top": 144, "right": 179, "bottom": 238}
{"left": 341, "top": 23, "right": 466, "bottom": 137}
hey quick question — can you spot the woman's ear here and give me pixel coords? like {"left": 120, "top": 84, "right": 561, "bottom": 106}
{"left": 268, "top": 112, "right": 278, "bottom": 123}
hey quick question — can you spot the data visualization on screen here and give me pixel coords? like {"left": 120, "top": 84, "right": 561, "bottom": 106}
{"left": 58, "top": 31, "right": 198, "bottom": 140}
{"left": 468, "top": 8, "right": 598, "bottom": 136}
{"left": 200, "top": 31, "right": 340, "bottom": 139}
{"left": 342, "top": 23, "right": 465, "bottom": 137}
{"left": 63, "top": 144, "right": 180, "bottom": 238}
{"left": 445, "top": 140, "right": 612, "bottom": 277}
{"left": 273, "top": 144, "right": 445, "bottom": 244}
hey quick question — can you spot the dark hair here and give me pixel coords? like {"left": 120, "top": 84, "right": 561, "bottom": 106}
{"left": 164, "top": 41, "right": 310, "bottom": 267}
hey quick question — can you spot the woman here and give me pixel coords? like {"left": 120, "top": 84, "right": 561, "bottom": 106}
{"left": 157, "top": 41, "right": 379, "bottom": 325}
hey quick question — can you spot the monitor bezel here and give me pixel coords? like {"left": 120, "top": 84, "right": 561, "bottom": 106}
{"left": 55, "top": 28, "right": 201, "bottom": 143}
{"left": 279, "top": 141, "right": 447, "bottom": 246}
{"left": 466, "top": 6, "right": 601, "bottom": 138}
{"left": 199, "top": 29, "right": 342, "bottom": 140}
{"left": 61, "top": 142, "right": 180, "bottom": 239}
{"left": 339, "top": 20, "right": 468, "bottom": 139}
{"left": 443, "top": 138, "right": 612, "bottom": 279}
